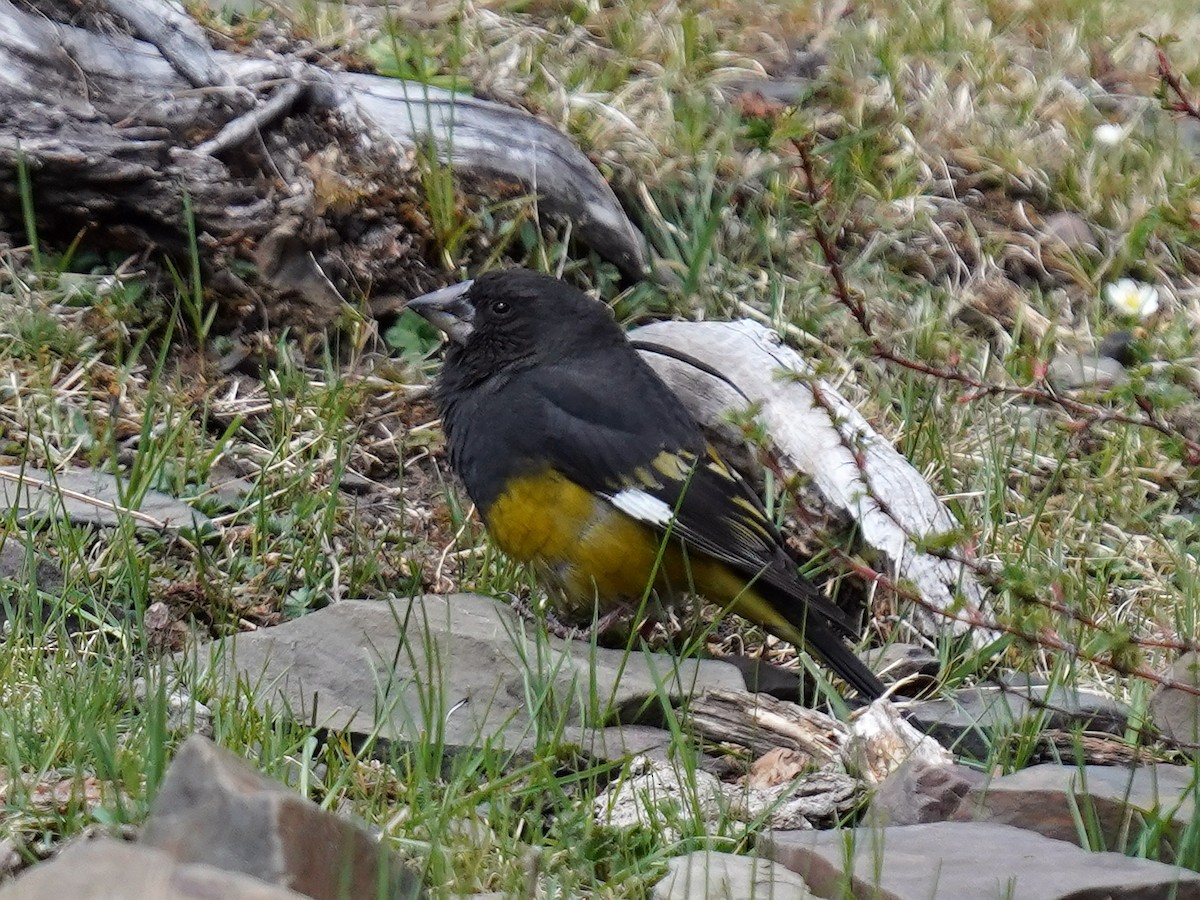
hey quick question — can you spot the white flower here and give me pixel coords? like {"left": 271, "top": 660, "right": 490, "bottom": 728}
{"left": 1103, "top": 278, "right": 1160, "bottom": 319}
{"left": 1093, "top": 123, "right": 1125, "bottom": 146}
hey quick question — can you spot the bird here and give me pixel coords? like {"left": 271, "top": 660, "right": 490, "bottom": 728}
{"left": 407, "top": 268, "right": 885, "bottom": 700}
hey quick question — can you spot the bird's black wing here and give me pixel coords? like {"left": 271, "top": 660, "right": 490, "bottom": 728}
{"left": 523, "top": 356, "right": 858, "bottom": 636}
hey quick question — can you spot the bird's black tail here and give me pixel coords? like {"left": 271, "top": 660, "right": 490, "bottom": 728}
{"left": 799, "top": 616, "right": 887, "bottom": 700}
{"left": 758, "top": 583, "right": 886, "bottom": 700}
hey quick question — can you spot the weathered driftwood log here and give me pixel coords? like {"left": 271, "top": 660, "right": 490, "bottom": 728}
{"left": 689, "top": 689, "right": 951, "bottom": 784}
{"left": 0, "top": 0, "right": 645, "bottom": 328}
{"left": 689, "top": 688, "right": 850, "bottom": 764}
{"left": 632, "top": 319, "right": 994, "bottom": 647}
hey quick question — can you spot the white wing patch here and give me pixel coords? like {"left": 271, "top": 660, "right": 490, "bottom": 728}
{"left": 608, "top": 488, "right": 675, "bottom": 527}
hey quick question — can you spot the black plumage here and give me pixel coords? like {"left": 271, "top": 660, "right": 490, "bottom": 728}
{"left": 410, "top": 268, "right": 884, "bottom": 700}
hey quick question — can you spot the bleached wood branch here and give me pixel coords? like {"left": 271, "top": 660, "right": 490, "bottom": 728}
{"left": 632, "top": 319, "right": 994, "bottom": 647}
{"left": 0, "top": 0, "right": 645, "bottom": 324}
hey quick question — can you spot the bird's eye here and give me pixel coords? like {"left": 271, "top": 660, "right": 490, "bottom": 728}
{"left": 492, "top": 300, "right": 511, "bottom": 315}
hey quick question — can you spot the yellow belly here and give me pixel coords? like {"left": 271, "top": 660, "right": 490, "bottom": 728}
{"left": 482, "top": 470, "right": 797, "bottom": 638}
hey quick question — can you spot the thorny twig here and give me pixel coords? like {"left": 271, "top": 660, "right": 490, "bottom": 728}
{"left": 787, "top": 135, "right": 1200, "bottom": 693}
{"left": 1154, "top": 46, "right": 1200, "bottom": 123}
{"left": 792, "top": 136, "right": 1200, "bottom": 460}
{"left": 829, "top": 545, "right": 1200, "bottom": 699}
{"left": 759, "top": 435, "right": 1197, "bottom": 701}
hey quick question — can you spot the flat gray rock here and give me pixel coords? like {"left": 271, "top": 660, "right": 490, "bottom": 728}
{"left": 0, "top": 535, "right": 66, "bottom": 632}
{"left": 861, "top": 643, "right": 940, "bottom": 693}
{"left": 632, "top": 319, "right": 991, "bottom": 649}
{"left": 653, "top": 850, "right": 814, "bottom": 899}
{"left": 718, "top": 654, "right": 806, "bottom": 699}
{"left": 1047, "top": 353, "right": 1127, "bottom": 391}
{"left": 955, "top": 762, "right": 1198, "bottom": 861}
{"left": 142, "top": 736, "right": 423, "bottom": 899}
{"left": 1151, "top": 652, "right": 1200, "bottom": 750}
{"left": 866, "top": 758, "right": 983, "bottom": 826}
{"left": 585, "top": 725, "right": 676, "bottom": 762}
{"left": 0, "top": 840, "right": 308, "bottom": 900}
{"left": 0, "top": 465, "right": 210, "bottom": 532}
{"left": 765, "top": 821, "right": 1200, "bottom": 899}
{"left": 204, "top": 594, "right": 744, "bottom": 757}
{"left": 906, "top": 679, "right": 1130, "bottom": 759}
{"left": 0, "top": 536, "right": 62, "bottom": 591}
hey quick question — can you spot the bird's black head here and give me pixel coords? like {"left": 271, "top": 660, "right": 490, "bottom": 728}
{"left": 407, "top": 269, "right": 623, "bottom": 385}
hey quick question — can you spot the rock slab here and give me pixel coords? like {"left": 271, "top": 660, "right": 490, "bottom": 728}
{"left": 906, "top": 679, "right": 1130, "bottom": 759}
{"left": 653, "top": 850, "right": 814, "bottom": 899}
{"left": 0, "top": 840, "right": 309, "bottom": 900}
{"left": 0, "top": 536, "right": 66, "bottom": 632}
{"left": 1151, "top": 652, "right": 1200, "bottom": 750}
{"left": 955, "top": 762, "right": 1199, "bottom": 860}
{"left": 205, "top": 594, "right": 744, "bottom": 757}
{"left": 141, "top": 735, "right": 422, "bottom": 900}
{"left": 0, "top": 465, "right": 209, "bottom": 531}
{"left": 861, "top": 643, "right": 940, "bottom": 694}
{"left": 867, "top": 758, "right": 983, "bottom": 826}
{"left": 765, "top": 821, "right": 1200, "bottom": 899}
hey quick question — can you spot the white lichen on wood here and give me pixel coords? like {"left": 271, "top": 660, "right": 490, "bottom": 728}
{"left": 632, "top": 319, "right": 994, "bottom": 647}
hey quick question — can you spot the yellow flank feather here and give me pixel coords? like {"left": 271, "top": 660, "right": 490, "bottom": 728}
{"left": 632, "top": 466, "right": 659, "bottom": 488}
{"left": 651, "top": 449, "right": 694, "bottom": 481}
{"left": 483, "top": 468, "right": 801, "bottom": 638}
{"left": 703, "top": 447, "right": 737, "bottom": 481}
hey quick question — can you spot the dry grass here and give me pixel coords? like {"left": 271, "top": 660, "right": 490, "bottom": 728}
{"left": 2, "top": 0, "right": 1200, "bottom": 893}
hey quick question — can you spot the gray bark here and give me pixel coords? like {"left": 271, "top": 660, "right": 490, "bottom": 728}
{"left": 633, "top": 319, "right": 994, "bottom": 647}
{"left": 0, "top": 0, "right": 645, "bottom": 326}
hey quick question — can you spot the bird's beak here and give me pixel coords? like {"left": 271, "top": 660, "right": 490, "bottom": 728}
{"left": 407, "top": 280, "right": 476, "bottom": 345}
